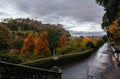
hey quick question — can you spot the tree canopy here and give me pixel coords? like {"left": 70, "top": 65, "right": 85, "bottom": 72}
{"left": 0, "top": 24, "right": 11, "bottom": 51}
{"left": 96, "top": 0, "right": 120, "bottom": 41}
{"left": 96, "top": 0, "right": 119, "bottom": 29}
{"left": 34, "top": 31, "right": 50, "bottom": 58}
{"left": 21, "top": 34, "right": 35, "bottom": 57}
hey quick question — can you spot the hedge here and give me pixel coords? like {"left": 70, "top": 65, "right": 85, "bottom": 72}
{"left": 22, "top": 49, "right": 96, "bottom": 69}
{"left": 0, "top": 53, "right": 24, "bottom": 64}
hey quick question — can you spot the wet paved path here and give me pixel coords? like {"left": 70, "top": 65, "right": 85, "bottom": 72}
{"left": 62, "top": 43, "right": 114, "bottom": 79}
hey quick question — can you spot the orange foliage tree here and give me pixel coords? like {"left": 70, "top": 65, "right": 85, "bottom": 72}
{"left": 91, "top": 38, "right": 100, "bottom": 47}
{"left": 34, "top": 31, "right": 50, "bottom": 59}
{"left": 58, "top": 35, "right": 66, "bottom": 48}
{"left": 21, "top": 34, "right": 35, "bottom": 57}
{"left": 80, "top": 36, "right": 91, "bottom": 48}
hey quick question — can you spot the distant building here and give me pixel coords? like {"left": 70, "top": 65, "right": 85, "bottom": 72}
{"left": 57, "top": 24, "right": 63, "bottom": 27}
{"left": 1, "top": 19, "right": 8, "bottom": 24}
{"left": 1, "top": 18, "right": 12, "bottom": 24}
{"left": 16, "top": 19, "right": 23, "bottom": 23}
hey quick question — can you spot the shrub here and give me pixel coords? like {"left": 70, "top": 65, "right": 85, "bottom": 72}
{"left": 0, "top": 53, "right": 24, "bottom": 64}
{"left": 56, "top": 46, "right": 73, "bottom": 55}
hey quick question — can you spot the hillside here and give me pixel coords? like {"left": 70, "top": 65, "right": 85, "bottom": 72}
{"left": 0, "top": 18, "right": 71, "bottom": 55}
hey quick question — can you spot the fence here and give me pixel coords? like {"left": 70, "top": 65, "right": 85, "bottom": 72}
{"left": 110, "top": 45, "right": 120, "bottom": 66}
{"left": 0, "top": 61, "right": 61, "bottom": 79}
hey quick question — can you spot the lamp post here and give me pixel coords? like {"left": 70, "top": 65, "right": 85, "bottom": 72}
{"left": 51, "top": 57, "right": 62, "bottom": 73}
{"left": 53, "top": 57, "right": 58, "bottom": 66}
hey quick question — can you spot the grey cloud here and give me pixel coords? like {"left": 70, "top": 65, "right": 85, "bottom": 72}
{"left": 0, "top": 12, "right": 9, "bottom": 16}
{"left": 2, "top": 0, "right": 104, "bottom": 23}
{"left": 0, "top": 0, "right": 105, "bottom": 36}
{"left": 70, "top": 31, "right": 106, "bottom": 36}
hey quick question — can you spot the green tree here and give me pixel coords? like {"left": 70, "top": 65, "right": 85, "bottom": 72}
{"left": 102, "top": 35, "right": 108, "bottom": 42}
{"left": 43, "top": 25, "right": 70, "bottom": 55}
{"left": 0, "top": 24, "right": 11, "bottom": 52}
{"left": 85, "top": 41, "right": 94, "bottom": 48}
{"left": 11, "top": 38, "right": 24, "bottom": 51}
{"left": 96, "top": 0, "right": 120, "bottom": 41}
{"left": 96, "top": 0, "right": 119, "bottom": 29}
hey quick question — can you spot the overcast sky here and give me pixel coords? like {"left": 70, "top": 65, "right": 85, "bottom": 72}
{"left": 0, "top": 0, "right": 105, "bottom": 36}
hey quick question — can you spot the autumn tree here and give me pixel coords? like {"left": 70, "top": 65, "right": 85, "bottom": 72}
{"left": 108, "top": 19, "right": 120, "bottom": 41}
{"left": 21, "top": 34, "right": 35, "bottom": 57}
{"left": 4, "top": 18, "right": 71, "bottom": 54}
{"left": 96, "top": 0, "right": 120, "bottom": 42}
{"left": 0, "top": 24, "right": 11, "bottom": 52}
{"left": 80, "top": 37, "right": 91, "bottom": 48}
{"left": 58, "top": 35, "right": 66, "bottom": 48}
{"left": 34, "top": 31, "right": 50, "bottom": 59}
{"left": 41, "top": 25, "right": 70, "bottom": 55}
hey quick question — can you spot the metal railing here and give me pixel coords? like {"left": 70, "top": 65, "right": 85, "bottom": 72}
{"left": 0, "top": 61, "right": 61, "bottom": 79}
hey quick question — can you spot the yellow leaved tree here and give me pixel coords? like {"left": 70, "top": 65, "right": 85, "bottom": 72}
{"left": 108, "top": 19, "right": 120, "bottom": 41}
